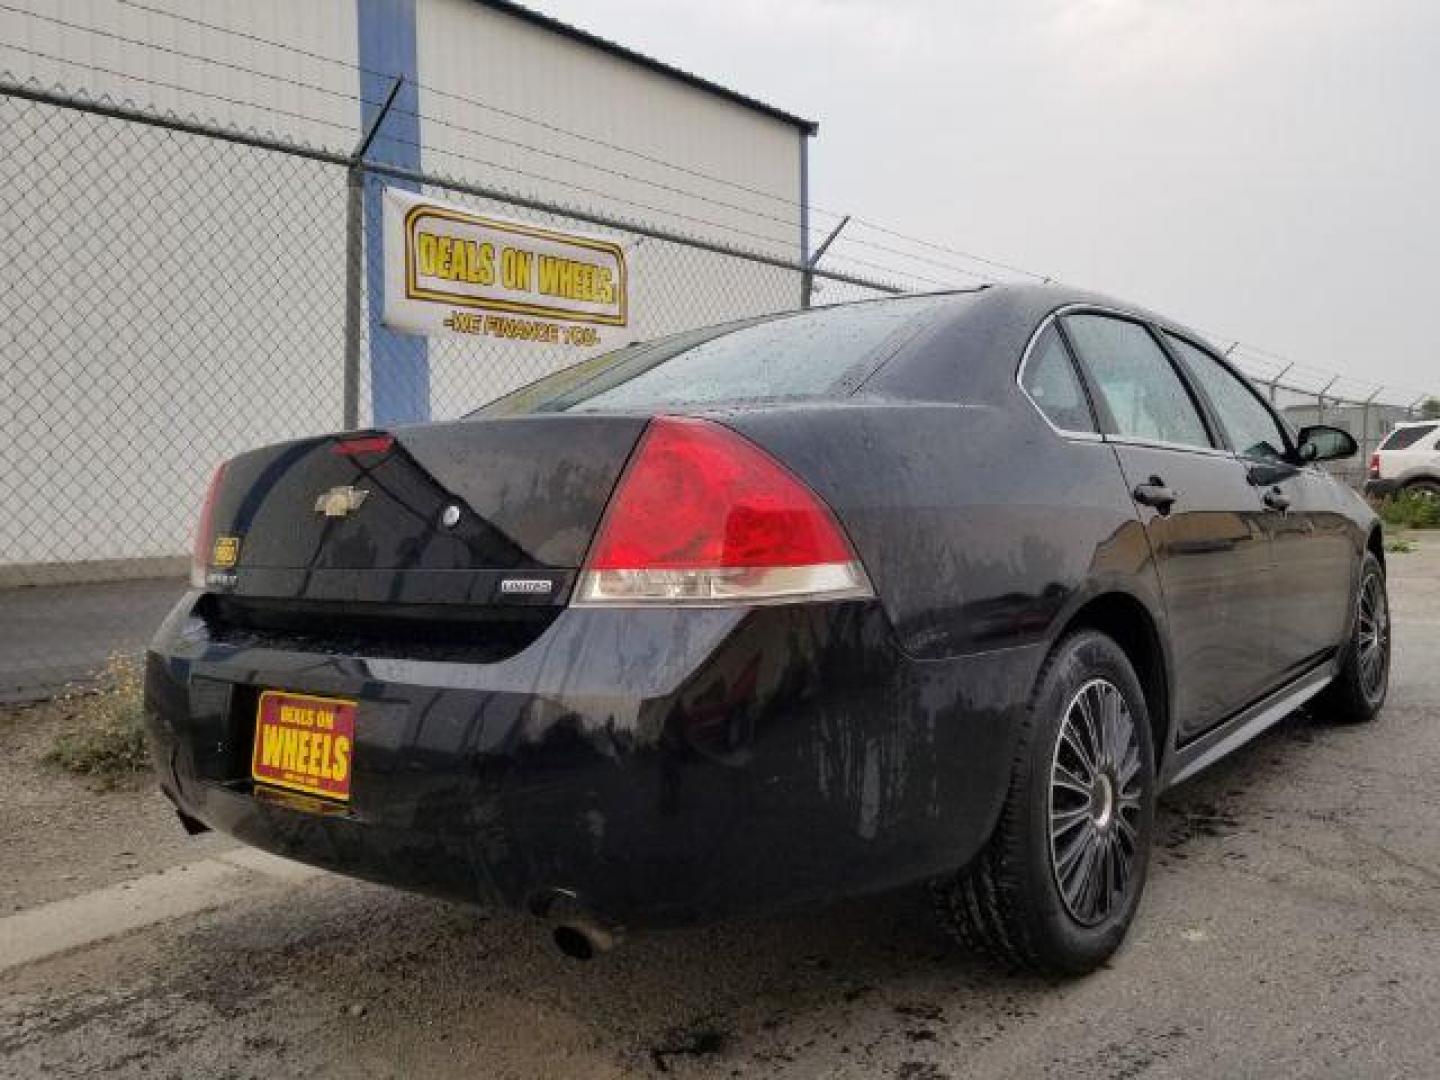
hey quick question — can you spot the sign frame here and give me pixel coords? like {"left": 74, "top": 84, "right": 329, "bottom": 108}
{"left": 384, "top": 188, "right": 630, "bottom": 336}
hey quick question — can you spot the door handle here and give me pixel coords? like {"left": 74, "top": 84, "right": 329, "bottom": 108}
{"left": 1262, "top": 487, "right": 1291, "bottom": 512}
{"left": 1132, "top": 476, "right": 1178, "bottom": 515}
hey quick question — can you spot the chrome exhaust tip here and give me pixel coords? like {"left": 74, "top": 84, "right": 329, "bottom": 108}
{"left": 530, "top": 888, "right": 623, "bottom": 960}
{"left": 552, "top": 919, "right": 619, "bottom": 961}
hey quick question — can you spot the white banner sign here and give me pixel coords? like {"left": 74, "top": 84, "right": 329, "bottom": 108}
{"left": 382, "top": 187, "right": 629, "bottom": 346}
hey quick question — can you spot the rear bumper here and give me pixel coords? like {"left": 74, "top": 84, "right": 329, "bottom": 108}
{"left": 1364, "top": 479, "right": 1400, "bottom": 498}
{"left": 145, "top": 592, "right": 1037, "bottom": 928}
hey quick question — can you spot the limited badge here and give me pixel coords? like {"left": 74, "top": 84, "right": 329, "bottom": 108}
{"left": 212, "top": 535, "right": 241, "bottom": 568}
{"left": 499, "top": 578, "right": 553, "bottom": 595}
{"left": 205, "top": 570, "right": 238, "bottom": 590}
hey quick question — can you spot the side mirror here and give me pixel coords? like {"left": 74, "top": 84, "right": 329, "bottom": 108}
{"left": 1296, "top": 424, "right": 1358, "bottom": 463}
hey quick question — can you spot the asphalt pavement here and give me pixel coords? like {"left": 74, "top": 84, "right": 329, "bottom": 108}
{"left": 0, "top": 577, "right": 185, "bottom": 703}
{"left": 1, "top": 537, "right": 1437, "bottom": 1078}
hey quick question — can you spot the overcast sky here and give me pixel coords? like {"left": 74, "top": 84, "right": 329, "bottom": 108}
{"left": 539, "top": 0, "right": 1438, "bottom": 399}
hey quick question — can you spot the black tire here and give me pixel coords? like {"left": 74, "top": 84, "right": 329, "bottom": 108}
{"left": 932, "top": 630, "right": 1156, "bottom": 977}
{"left": 1403, "top": 479, "right": 1440, "bottom": 501}
{"left": 1314, "top": 551, "right": 1390, "bottom": 724}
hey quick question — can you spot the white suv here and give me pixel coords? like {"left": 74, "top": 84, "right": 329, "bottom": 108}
{"left": 1366, "top": 421, "right": 1440, "bottom": 499}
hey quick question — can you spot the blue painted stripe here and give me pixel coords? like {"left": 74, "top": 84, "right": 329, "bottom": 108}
{"left": 357, "top": 0, "right": 429, "bottom": 425}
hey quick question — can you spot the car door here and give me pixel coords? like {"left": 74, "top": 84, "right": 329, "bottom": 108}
{"left": 1163, "top": 333, "right": 1354, "bottom": 679}
{"left": 1060, "top": 312, "right": 1274, "bottom": 740}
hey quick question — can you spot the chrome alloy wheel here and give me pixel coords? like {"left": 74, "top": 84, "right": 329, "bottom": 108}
{"left": 1358, "top": 570, "right": 1390, "bottom": 702}
{"left": 1048, "top": 678, "right": 1144, "bottom": 927}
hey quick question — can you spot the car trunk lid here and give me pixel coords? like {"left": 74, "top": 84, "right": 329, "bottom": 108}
{"left": 201, "top": 414, "right": 649, "bottom": 608}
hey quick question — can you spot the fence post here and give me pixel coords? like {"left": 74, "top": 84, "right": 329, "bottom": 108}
{"left": 342, "top": 172, "right": 365, "bottom": 430}
{"left": 801, "top": 215, "right": 850, "bottom": 309}
{"left": 1265, "top": 362, "right": 1293, "bottom": 406}
{"left": 342, "top": 76, "right": 404, "bottom": 430}
{"left": 1360, "top": 388, "right": 1381, "bottom": 472}
{"left": 1316, "top": 377, "right": 1338, "bottom": 427}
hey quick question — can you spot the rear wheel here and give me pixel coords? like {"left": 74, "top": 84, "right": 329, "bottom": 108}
{"left": 1314, "top": 551, "right": 1390, "bottom": 724}
{"left": 932, "top": 631, "right": 1156, "bottom": 976}
{"left": 1403, "top": 479, "right": 1440, "bottom": 502}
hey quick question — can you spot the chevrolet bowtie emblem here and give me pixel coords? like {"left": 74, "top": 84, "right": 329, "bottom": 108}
{"left": 314, "top": 486, "right": 370, "bottom": 518}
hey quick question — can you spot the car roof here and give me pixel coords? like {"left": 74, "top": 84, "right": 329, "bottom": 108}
{"left": 957, "top": 283, "right": 1217, "bottom": 344}
{"left": 858, "top": 284, "right": 1225, "bottom": 405}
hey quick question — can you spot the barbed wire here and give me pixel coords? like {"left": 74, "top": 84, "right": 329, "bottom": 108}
{"left": 110, "top": 0, "right": 841, "bottom": 220}
{"left": 5, "top": 0, "right": 1435, "bottom": 407}
{"left": 843, "top": 217, "right": 1051, "bottom": 283}
{"left": 365, "top": 134, "right": 807, "bottom": 251}
{"left": 0, "top": 3, "right": 371, "bottom": 107}
{"left": 4, "top": 2, "right": 821, "bottom": 237}
{"left": 0, "top": 12, "right": 1006, "bottom": 285}
{"left": 806, "top": 252, "right": 963, "bottom": 293}
{"left": 0, "top": 51, "right": 810, "bottom": 257}
{"left": 0, "top": 40, "right": 356, "bottom": 139}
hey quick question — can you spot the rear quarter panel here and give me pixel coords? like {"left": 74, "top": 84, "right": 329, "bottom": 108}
{"left": 724, "top": 399, "right": 1161, "bottom": 666}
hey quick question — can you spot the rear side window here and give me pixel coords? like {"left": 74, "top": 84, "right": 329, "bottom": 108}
{"left": 1379, "top": 424, "right": 1436, "bottom": 450}
{"left": 1062, "top": 314, "right": 1212, "bottom": 448}
{"left": 472, "top": 294, "right": 959, "bottom": 416}
{"left": 1020, "top": 325, "right": 1096, "bottom": 433}
{"left": 1165, "top": 334, "right": 1289, "bottom": 463}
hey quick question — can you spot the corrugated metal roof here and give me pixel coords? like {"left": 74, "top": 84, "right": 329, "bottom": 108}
{"left": 472, "top": 0, "right": 819, "bottom": 135}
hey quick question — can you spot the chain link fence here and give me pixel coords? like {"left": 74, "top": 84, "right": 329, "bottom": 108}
{"left": 1, "top": 77, "right": 1433, "bottom": 702}
{"left": 1258, "top": 382, "right": 1430, "bottom": 489}
{"left": 0, "top": 79, "right": 894, "bottom": 700}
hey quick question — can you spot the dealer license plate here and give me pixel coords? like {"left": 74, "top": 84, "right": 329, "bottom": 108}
{"left": 251, "top": 691, "right": 356, "bottom": 802}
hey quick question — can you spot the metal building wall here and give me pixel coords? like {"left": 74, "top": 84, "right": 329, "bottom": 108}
{"left": 0, "top": 0, "right": 358, "bottom": 567}
{"left": 0, "top": 0, "right": 810, "bottom": 571}
{"left": 0, "top": 0, "right": 359, "bottom": 143}
{"left": 416, "top": 0, "right": 804, "bottom": 260}
{"left": 411, "top": 1, "right": 809, "bottom": 421}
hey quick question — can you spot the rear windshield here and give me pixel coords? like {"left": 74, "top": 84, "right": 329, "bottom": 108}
{"left": 1378, "top": 424, "right": 1436, "bottom": 450}
{"left": 470, "top": 294, "right": 960, "bottom": 417}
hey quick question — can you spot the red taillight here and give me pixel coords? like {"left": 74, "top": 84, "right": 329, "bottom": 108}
{"left": 190, "top": 462, "right": 227, "bottom": 588}
{"left": 1368, "top": 453, "right": 1381, "bottom": 479}
{"left": 576, "top": 417, "right": 872, "bottom": 605}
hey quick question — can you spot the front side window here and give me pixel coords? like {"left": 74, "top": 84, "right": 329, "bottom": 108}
{"left": 1062, "top": 314, "right": 1211, "bottom": 448}
{"left": 1020, "top": 324, "right": 1096, "bottom": 433}
{"left": 1165, "top": 335, "right": 1289, "bottom": 463}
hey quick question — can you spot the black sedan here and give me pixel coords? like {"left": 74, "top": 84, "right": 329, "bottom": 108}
{"left": 145, "top": 285, "right": 1389, "bottom": 975}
